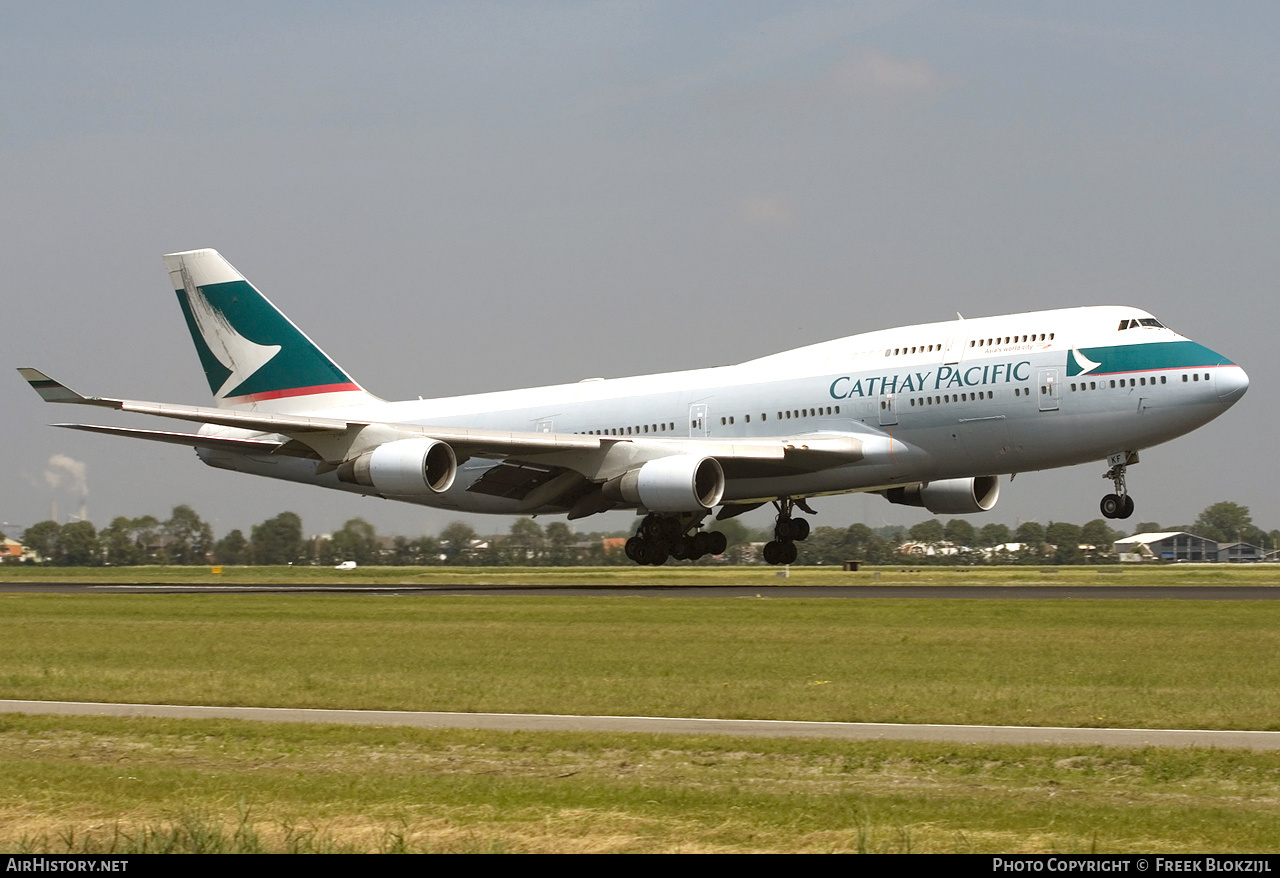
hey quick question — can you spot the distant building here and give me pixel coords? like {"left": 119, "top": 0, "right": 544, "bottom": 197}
{"left": 1215, "top": 541, "right": 1266, "bottom": 563}
{"left": 1113, "top": 532, "right": 1217, "bottom": 562}
{"left": 1, "top": 539, "right": 23, "bottom": 562}
{"left": 899, "top": 542, "right": 961, "bottom": 556}
{"left": 982, "top": 542, "right": 1029, "bottom": 559}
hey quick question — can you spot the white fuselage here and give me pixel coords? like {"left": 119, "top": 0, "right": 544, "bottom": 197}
{"left": 198, "top": 305, "right": 1247, "bottom": 515}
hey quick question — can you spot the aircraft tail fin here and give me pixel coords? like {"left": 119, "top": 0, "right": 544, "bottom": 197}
{"left": 164, "top": 249, "right": 379, "bottom": 411}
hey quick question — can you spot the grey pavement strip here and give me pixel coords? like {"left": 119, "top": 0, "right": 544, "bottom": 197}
{"left": 3, "top": 699, "right": 1280, "bottom": 750}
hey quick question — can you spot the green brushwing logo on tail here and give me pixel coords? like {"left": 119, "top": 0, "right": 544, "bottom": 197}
{"left": 175, "top": 279, "right": 356, "bottom": 402}
{"left": 1067, "top": 341, "right": 1232, "bottom": 377}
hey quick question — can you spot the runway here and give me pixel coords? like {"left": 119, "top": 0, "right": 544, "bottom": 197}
{"left": 3, "top": 699, "right": 1278, "bottom": 750}
{"left": 4, "top": 582, "right": 1280, "bottom": 598}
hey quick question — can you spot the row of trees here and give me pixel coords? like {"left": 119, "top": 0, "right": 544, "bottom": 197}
{"left": 19, "top": 506, "right": 215, "bottom": 567}
{"left": 7, "top": 508, "right": 626, "bottom": 567}
{"left": 7, "top": 501, "right": 1274, "bottom": 567}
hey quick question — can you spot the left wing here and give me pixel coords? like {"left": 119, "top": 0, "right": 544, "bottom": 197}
{"left": 20, "top": 369, "right": 874, "bottom": 486}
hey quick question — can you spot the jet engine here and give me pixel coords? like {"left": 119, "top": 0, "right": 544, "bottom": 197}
{"left": 603, "top": 455, "right": 725, "bottom": 512}
{"left": 336, "top": 437, "right": 457, "bottom": 495}
{"left": 883, "top": 475, "right": 1000, "bottom": 515}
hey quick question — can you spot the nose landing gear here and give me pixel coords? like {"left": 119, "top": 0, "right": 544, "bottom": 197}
{"left": 1100, "top": 453, "right": 1137, "bottom": 520}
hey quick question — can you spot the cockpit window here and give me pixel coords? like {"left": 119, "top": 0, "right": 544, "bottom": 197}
{"left": 1119, "top": 318, "right": 1166, "bottom": 331}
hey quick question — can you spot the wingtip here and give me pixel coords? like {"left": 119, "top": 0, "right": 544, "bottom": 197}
{"left": 17, "top": 368, "right": 88, "bottom": 403}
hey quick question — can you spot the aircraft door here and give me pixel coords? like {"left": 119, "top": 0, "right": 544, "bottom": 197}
{"left": 1038, "top": 369, "right": 1061, "bottom": 412}
{"left": 878, "top": 393, "right": 898, "bottom": 426}
{"left": 689, "top": 403, "right": 709, "bottom": 437}
{"left": 534, "top": 418, "right": 554, "bottom": 434}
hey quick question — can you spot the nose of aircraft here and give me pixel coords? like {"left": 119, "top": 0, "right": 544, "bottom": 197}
{"left": 1216, "top": 364, "right": 1249, "bottom": 406}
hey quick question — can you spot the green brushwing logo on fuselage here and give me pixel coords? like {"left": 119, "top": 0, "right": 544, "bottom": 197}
{"left": 1067, "top": 341, "right": 1231, "bottom": 378}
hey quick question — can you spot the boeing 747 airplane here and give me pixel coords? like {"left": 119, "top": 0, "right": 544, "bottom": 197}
{"left": 21, "top": 249, "right": 1248, "bottom": 565}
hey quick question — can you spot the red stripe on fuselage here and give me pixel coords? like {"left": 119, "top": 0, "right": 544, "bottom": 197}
{"left": 224, "top": 382, "right": 363, "bottom": 404}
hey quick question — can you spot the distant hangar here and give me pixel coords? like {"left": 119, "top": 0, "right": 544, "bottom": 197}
{"left": 1113, "top": 532, "right": 1269, "bottom": 563}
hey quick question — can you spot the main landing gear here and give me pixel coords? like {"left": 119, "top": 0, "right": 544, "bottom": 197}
{"left": 762, "top": 498, "right": 812, "bottom": 565}
{"left": 625, "top": 513, "right": 728, "bottom": 566}
{"left": 1100, "top": 455, "right": 1136, "bottom": 520}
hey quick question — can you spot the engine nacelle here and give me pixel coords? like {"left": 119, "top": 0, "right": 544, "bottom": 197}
{"left": 336, "top": 438, "right": 457, "bottom": 496}
{"left": 603, "top": 455, "right": 725, "bottom": 512}
{"left": 883, "top": 475, "right": 1000, "bottom": 515}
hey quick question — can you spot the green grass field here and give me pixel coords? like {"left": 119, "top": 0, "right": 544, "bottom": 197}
{"left": 4, "top": 565, "right": 1280, "bottom": 852}
{"left": 3, "top": 589, "right": 1280, "bottom": 729}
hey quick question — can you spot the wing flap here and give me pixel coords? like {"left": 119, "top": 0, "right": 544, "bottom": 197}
{"left": 466, "top": 462, "right": 560, "bottom": 500}
{"left": 51, "top": 423, "right": 315, "bottom": 456}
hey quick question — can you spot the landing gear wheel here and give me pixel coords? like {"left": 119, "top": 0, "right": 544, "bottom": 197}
{"left": 774, "top": 518, "right": 810, "bottom": 541}
{"left": 1100, "top": 494, "right": 1122, "bottom": 519}
{"left": 707, "top": 531, "right": 727, "bottom": 556}
{"left": 781, "top": 541, "right": 798, "bottom": 564}
{"left": 649, "top": 517, "right": 680, "bottom": 542}
{"left": 692, "top": 532, "right": 711, "bottom": 557}
{"left": 763, "top": 541, "right": 785, "bottom": 565}
{"left": 625, "top": 537, "right": 645, "bottom": 562}
{"left": 763, "top": 539, "right": 799, "bottom": 565}
{"left": 641, "top": 541, "right": 669, "bottom": 565}
{"left": 1120, "top": 494, "right": 1135, "bottom": 519}
{"left": 772, "top": 499, "right": 812, "bottom": 541}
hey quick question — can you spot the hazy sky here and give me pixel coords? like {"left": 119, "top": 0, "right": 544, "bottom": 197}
{"left": 4, "top": 1, "right": 1277, "bottom": 540}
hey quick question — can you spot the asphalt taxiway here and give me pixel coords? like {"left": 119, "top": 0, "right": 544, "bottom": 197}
{"left": 3, "top": 699, "right": 1278, "bottom": 750}
{"left": 3, "top": 582, "right": 1280, "bottom": 598}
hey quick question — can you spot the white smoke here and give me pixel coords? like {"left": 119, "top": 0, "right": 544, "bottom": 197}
{"left": 43, "top": 454, "right": 88, "bottom": 521}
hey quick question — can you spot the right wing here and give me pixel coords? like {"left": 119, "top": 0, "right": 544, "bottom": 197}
{"left": 51, "top": 423, "right": 316, "bottom": 457}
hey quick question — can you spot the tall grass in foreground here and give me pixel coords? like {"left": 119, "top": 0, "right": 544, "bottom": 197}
{"left": 15, "top": 810, "right": 428, "bottom": 854}
{"left": 4, "top": 715, "right": 1280, "bottom": 853}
